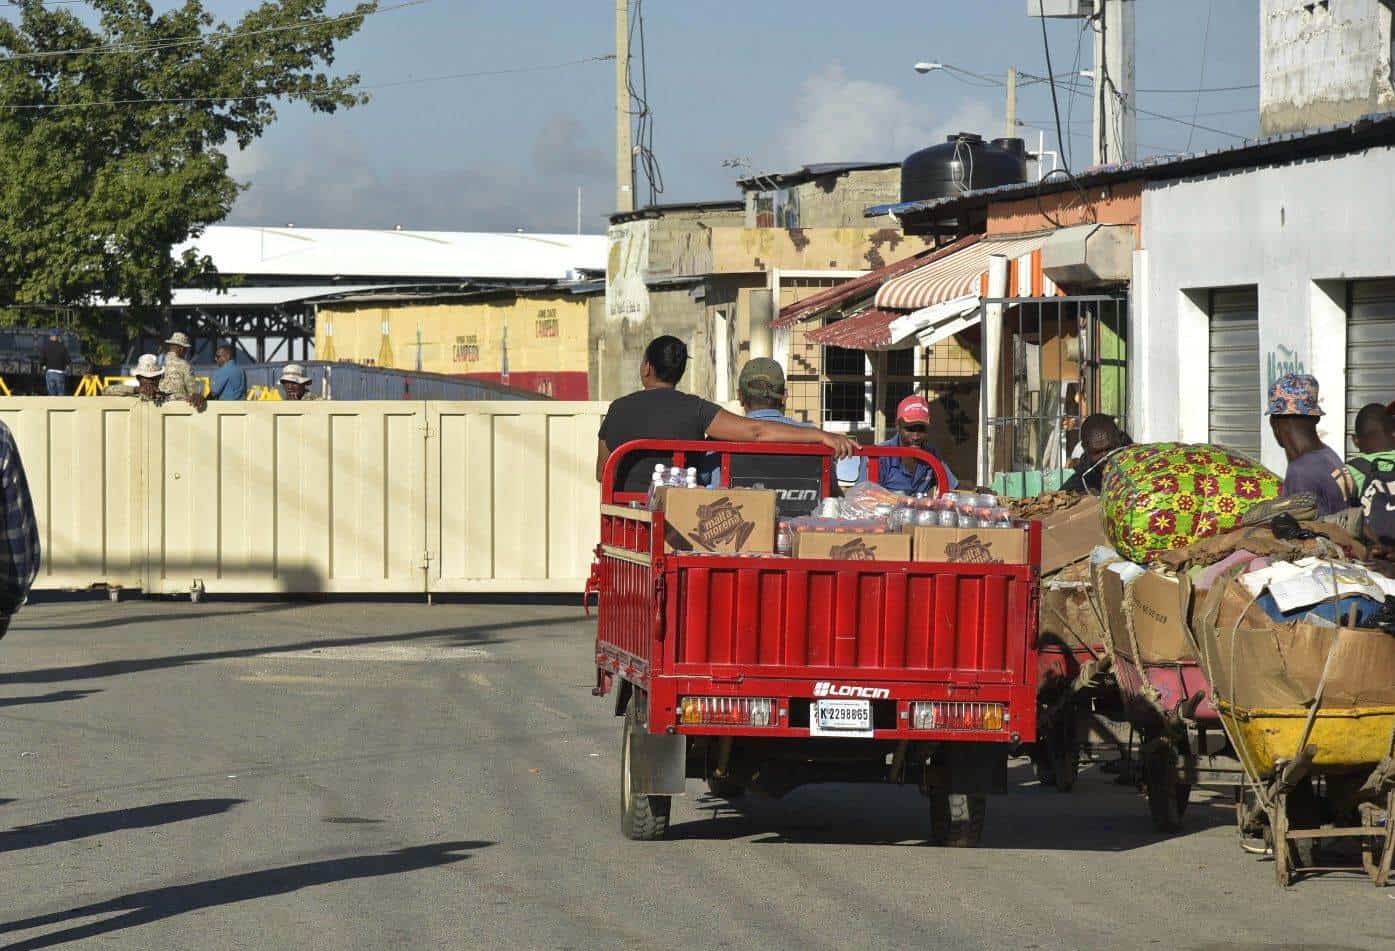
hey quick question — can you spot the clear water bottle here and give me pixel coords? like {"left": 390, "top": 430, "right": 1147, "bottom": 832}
{"left": 685, "top": 466, "right": 698, "bottom": 488}
{"left": 647, "top": 471, "right": 665, "bottom": 511}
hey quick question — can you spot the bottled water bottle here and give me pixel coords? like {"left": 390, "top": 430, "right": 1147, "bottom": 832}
{"left": 685, "top": 466, "right": 698, "bottom": 488}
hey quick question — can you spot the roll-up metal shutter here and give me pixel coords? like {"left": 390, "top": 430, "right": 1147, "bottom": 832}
{"left": 1208, "top": 288, "right": 1261, "bottom": 459}
{"left": 1346, "top": 279, "right": 1395, "bottom": 453}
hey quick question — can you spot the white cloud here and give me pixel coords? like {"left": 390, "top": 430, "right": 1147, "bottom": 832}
{"left": 771, "top": 64, "right": 1000, "bottom": 169}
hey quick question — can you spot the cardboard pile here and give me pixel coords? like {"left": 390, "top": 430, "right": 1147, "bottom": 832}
{"left": 655, "top": 487, "right": 776, "bottom": 554}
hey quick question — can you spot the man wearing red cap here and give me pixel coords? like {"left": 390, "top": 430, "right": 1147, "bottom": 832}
{"left": 850, "top": 394, "right": 958, "bottom": 494}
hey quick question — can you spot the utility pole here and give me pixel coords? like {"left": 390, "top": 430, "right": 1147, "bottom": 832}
{"left": 1005, "top": 67, "right": 1018, "bottom": 139}
{"left": 1091, "top": 0, "right": 1135, "bottom": 165}
{"left": 615, "top": 0, "right": 635, "bottom": 214}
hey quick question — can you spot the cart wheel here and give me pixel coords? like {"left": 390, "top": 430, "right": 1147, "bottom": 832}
{"left": 928, "top": 792, "right": 987, "bottom": 847}
{"left": 620, "top": 694, "right": 671, "bottom": 841}
{"left": 706, "top": 776, "right": 744, "bottom": 800}
{"left": 1144, "top": 742, "right": 1190, "bottom": 834}
{"left": 1030, "top": 741, "right": 1056, "bottom": 788}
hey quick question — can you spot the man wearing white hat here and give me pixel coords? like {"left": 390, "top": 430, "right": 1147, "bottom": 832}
{"left": 158, "top": 332, "right": 205, "bottom": 407}
{"left": 279, "top": 364, "right": 319, "bottom": 401}
{"left": 103, "top": 354, "right": 167, "bottom": 402}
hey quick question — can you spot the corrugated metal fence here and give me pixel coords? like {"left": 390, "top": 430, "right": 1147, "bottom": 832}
{"left": 0, "top": 398, "right": 603, "bottom": 595}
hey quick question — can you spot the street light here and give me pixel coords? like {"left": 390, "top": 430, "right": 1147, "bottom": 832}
{"left": 913, "top": 62, "right": 942, "bottom": 74}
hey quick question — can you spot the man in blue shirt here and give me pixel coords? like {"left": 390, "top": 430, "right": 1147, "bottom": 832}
{"left": 850, "top": 394, "right": 958, "bottom": 494}
{"left": 209, "top": 344, "right": 247, "bottom": 401}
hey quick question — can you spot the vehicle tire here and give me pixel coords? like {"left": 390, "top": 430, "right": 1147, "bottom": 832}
{"left": 1030, "top": 742, "right": 1056, "bottom": 788}
{"left": 1144, "top": 743, "right": 1190, "bottom": 834}
{"left": 620, "top": 694, "right": 671, "bottom": 841}
{"left": 928, "top": 792, "right": 987, "bottom": 847}
{"left": 706, "top": 776, "right": 744, "bottom": 800}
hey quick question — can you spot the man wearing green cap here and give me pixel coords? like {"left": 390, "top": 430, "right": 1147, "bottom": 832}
{"left": 736, "top": 358, "right": 801, "bottom": 426}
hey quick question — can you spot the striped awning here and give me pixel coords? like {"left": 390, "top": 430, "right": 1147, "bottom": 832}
{"left": 874, "top": 232, "right": 1055, "bottom": 311}
{"left": 804, "top": 309, "right": 901, "bottom": 349}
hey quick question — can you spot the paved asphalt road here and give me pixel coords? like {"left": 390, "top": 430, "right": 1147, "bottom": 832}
{"left": 0, "top": 597, "right": 1390, "bottom": 950}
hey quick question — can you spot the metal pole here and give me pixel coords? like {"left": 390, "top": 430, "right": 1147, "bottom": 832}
{"left": 1005, "top": 67, "right": 1018, "bottom": 140}
{"left": 1092, "top": 0, "right": 1135, "bottom": 165}
{"left": 615, "top": 0, "right": 634, "bottom": 213}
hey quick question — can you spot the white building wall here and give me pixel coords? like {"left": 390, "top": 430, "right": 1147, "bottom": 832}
{"left": 1141, "top": 145, "right": 1395, "bottom": 474}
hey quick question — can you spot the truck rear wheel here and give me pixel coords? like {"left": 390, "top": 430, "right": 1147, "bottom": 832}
{"left": 928, "top": 792, "right": 986, "bottom": 847}
{"left": 620, "top": 694, "right": 671, "bottom": 840}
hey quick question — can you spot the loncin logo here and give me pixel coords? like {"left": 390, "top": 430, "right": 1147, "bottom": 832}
{"left": 813, "top": 681, "right": 890, "bottom": 700}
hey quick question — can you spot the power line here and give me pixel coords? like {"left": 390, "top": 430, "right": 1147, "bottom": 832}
{"left": 0, "top": 53, "right": 615, "bottom": 109}
{"left": 0, "top": 0, "right": 427, "bottom": 63}
{"left": 1185, "top": 0, "right": 1215, "bottom": 152}
{"left": 1137, "top": 82, "right": 1258, "bottom": 94}
{"left": 1035, "top": 0, "right": 1070, "bottom": 173}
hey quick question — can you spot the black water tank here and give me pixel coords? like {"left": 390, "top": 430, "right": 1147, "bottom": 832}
{"left": 900, "top": 132, "right": 1029, "bottom": 204}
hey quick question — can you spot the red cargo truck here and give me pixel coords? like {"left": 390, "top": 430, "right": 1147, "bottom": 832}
{"left": 588, "top": 441, "right": 1042, "bottom": 844}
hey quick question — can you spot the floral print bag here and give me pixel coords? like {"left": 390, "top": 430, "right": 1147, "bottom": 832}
{"left": 1100, "top": 443, "right": 1281, "bottom": 563}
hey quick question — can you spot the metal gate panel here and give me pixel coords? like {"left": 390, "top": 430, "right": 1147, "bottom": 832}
{"left": 427, "top": 402, "right": 602, "bottom": 593}
{"left": 1346, "top": 279, "right": 1395, "bottom": 454}
{"left": 0, "top": 399, "right": 143, "bottom": 590}
{"left": 1208, "top": 288, "right": 1261, "bottom": 459}
{"left": 148, "top": 402, "right": 428, "bottom": 594}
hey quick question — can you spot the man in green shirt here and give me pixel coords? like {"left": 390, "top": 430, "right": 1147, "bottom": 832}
{"left": 1346, "top": 402, "right": 1395, "bottom": 550}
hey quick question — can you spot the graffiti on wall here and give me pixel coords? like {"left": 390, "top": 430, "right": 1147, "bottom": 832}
{"left": 1265, "top": 344, "right": 1306, "bottom": 392}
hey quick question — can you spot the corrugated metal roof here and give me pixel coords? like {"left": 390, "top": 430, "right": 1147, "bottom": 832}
{"left": 805, "top": 309, "right": 901, "bottom": 349}
{"left": 867, "top": 110, "right": 1395, "bottom": 219}
{"left": 176, "top": 226, "right": 607, "bottom": 281}
{"left": 875, "top": 233, "right": 1052, "bottom": 310}
{"left": 772, "top": 234, "right": 982, "bottom": 328}
{"left": 607, "top": 201, "right": 745, "bottom": 225}
{"left": 737, "top": 161, "right": 898, "bottom": 190}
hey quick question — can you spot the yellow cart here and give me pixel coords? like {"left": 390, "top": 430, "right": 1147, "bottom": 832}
{"left": 1188, "top": 574, "right": 1395, "bottom": 887}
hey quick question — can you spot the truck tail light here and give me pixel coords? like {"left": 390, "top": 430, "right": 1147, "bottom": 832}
{"left": 910, "top": 701, "right": 1006, "bottom": 732}
{"left": 680, "top": 696, "right": 776, "bottom": 728}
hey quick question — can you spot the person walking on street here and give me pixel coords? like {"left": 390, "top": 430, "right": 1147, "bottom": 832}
{"left": 279, "top": 364, "right": 319, "bottom": 401}
{"left": 159, "top": 332, "right": 206, "bottom": 408}
{"left": 39, "top": 333, "right": 69, "bottom": 397}
{"left": 0, "top": 419, "right": 40, "bottom": 639}
{"left": 1267, "top": 373, "right": 1352, "bottom": 516}
{"left": 210, "top": 345, "right": 247, "bottom": 401}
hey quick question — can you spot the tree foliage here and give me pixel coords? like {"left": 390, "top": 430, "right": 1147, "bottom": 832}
{"left": 0, "top": 0, "right": 374, "bottom": 326}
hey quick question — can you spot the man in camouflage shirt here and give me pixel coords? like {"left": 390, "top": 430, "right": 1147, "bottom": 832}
{"left": 158, "top": 332, "right": 206, "bottom": 408}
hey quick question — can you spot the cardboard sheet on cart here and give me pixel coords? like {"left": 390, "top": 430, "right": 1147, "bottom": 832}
{"left": 1097, "top": 563, "right": 1195, "bottom": 663}
{"left": 1193, "top": 578, "right": 1395, "bottom": 709}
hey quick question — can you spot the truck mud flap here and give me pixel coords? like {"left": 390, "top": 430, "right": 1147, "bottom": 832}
{"left": 630, "top": 731, "right": 687, "bottom": 795}
{"left": 923, "top": 743, "right": 1009, "bottom": 795}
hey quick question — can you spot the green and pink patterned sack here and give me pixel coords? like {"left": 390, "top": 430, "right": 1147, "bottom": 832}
{"left": 1100, "top": 443, "right": 1281, "bottom": 563}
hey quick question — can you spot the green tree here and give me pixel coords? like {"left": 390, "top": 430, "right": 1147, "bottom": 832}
{"left": 0, "top": 0, "right": 374, "bottom": 334}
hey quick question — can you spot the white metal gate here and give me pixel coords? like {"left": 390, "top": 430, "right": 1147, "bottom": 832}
{"left": 1207, "top": 288, "right": 1261, "bottom": 459}
{"left": 1346, "top": 279, "right": 1395, "bottom": 454}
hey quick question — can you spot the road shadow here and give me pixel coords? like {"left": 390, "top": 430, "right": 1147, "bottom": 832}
{"left": 12, "top": 601, "right": 306, "bottom": 633}
{"left": 0, "top": 689, "right": 101, "bottom": 710}
{"left": 1, "top": 799, "right": 244, "bottom": 854}
{"left": 0, "top": 840, "right": 491, "bottom": 950}
{"left": 0, "top": 613, "right": 578, "bottom": 688}
{"left": 670, "top": 769, "right": 1233, "bottom": 851}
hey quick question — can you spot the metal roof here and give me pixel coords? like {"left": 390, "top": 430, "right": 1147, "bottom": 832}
{"left": 737, "top": 161, "right": 899, "bottom": 190}
{"left": 94, "top": 284, "right": 415, "bottom": 309}
{"left": 607, "top": 201, "right": 745, "bottom": 225}
{"left": 866, "top": 110, "right": 1395, "bottom": 220}
{"left": 175, "top": 226, "right": 607, "bottom": 281}
{"left": 875, "top": 232, "right": 1053, "bottom": 310}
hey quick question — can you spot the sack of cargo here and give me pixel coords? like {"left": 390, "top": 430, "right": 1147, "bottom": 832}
{"left": 1100, "top": 443, "right": 1280, "bottom": 564}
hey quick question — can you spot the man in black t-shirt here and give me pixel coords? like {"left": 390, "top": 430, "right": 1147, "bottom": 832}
{"left": 596, "top": 336, "right": 856, "bottom": 494}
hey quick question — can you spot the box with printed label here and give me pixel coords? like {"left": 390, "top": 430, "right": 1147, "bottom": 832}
{"left": 655, "top": 487, "right": 776, "bottom": 554}
{"left": 793, "top": 531, "right": 912, "bottom": 562}
{"left": 906, "top": 526, "right": 1028, "bottom": 564}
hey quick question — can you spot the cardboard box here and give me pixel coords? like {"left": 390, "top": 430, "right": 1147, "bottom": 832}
{"left": 1040, "top": 496, "right": 1108, "bottom": 575}
{"left": 794, "top": 531, "right": 912, "bottom": 562}
{"left": 1097, "top": 564, "right": 1193, "bottom": 663}
{"left": 906, "top": 526, "right": 1028, "bottom": 565}
{"left": 655, "top": 487, "right": 776, "bottom": 554}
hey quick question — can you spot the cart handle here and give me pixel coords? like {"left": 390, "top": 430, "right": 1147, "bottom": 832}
{"left": 600, "top": 439, "right": 951, "bottom": 506}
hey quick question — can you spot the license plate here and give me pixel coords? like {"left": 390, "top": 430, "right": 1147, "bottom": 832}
{"left": 811, "top": 698, "right": 873, "bottom": 737}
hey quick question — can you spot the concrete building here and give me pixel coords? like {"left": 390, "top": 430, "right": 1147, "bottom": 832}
{"left": 738, "top": 162, "right": 902, "bottom": 229}
{"left": 1261, "top": 0, "right": 1395, "bottom": 135}
{"left": 597, "top": 196, "right": 936, "bottom": 404}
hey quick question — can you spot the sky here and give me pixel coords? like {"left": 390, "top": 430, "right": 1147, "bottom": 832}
{"left": 66, "top": 1, "right": 1266, "bottom": 234}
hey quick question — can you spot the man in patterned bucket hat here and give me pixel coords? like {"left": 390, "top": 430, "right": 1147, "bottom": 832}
{"left": 1266, "top": 372, "right": 1352, "bottom": 515}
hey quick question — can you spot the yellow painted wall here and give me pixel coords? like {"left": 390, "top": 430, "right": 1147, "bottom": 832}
{"left": 316, "top": 294, "right": 591, "bottom": 376}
